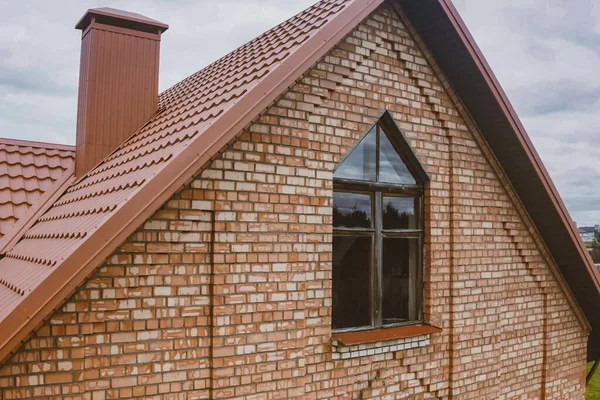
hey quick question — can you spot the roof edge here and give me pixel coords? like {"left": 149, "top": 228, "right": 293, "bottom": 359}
{"left": 0, "top": 0, "right": 384, "bottom": 364}
{"left": 0, "top": 137, "right": 75, "bottom": 152}
{"left": 437, "top": 0, "right": 600, "bottom": 298}
{"left": 0, "top": 168, "right": 75, "bottom": 255}
{"left": 428, "top": 0, "right": 596, "bottom": 334}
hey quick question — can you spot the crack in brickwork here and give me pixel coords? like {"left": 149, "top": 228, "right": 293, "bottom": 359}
{"left": 501, "top": 221, "right": 548, "bottom": 400}
{"left": 354, "top": 365, "right": 438, "bottom": 400}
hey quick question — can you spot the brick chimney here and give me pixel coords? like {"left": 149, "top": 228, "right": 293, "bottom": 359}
{"left": 74, "top": 8, "right": 168, "bottom": 177}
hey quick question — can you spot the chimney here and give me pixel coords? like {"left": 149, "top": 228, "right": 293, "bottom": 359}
{"left": 74, "top": 8, "right": 168, "bottom": 177}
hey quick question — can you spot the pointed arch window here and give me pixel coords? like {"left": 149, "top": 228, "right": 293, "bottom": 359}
{"left": 332, "top": 112, "right": 428, "bottom": 332}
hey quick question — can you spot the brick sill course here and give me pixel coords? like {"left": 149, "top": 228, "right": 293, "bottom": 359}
{"left": 331, "top": 324, "right": 442, "bottom": 360}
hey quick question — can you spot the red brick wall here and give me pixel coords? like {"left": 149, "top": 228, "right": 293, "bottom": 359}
{"left": 0, "top": 5, "right": 588, "bottom": 399}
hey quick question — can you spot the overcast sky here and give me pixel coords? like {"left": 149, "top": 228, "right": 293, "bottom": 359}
{"left": 1, "top": 1, "right": 600, "bottom": 225}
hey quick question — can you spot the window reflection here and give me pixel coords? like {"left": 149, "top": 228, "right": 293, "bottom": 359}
{"left": 383, "top": 196, "right": 416, "bottom": 230}
{"left": 333, "top": 192, "right": 372, "bottom": 228}
{"left": 379, "top": 131, "right": 416, "bottom": 185}
{"left": 334, "top": 126, "right": 376, "bottom": 182}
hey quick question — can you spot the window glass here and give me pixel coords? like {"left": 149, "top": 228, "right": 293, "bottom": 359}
{"left": 332, "top": 236, "right": 372, "bottom": 330}
{"left": 382, "top": 196, "right": 417, "bottom": 230}
{"left": 332, "top": 117, "right": 424, "bottom": 331}
{"left": 379, "top": 131, "right": 416, "bottom": 185}
{"left": 334, "top": 126, "right": 377, "bottom": 182}
{"left": 382, "top": 238, "right": 418, "bottom": 325}
{"left": 333, "top": 192, "right": 372, "bottom": 228}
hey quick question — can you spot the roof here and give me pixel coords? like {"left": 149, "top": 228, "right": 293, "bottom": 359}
{"left": 580, "top": 227, "right": 596, "bottom": 234}
{"left": 0, "top": 0, "right": 599, "bottom": 363}
{"left": 0, "top": 138, "right": 74, "bottom": 244}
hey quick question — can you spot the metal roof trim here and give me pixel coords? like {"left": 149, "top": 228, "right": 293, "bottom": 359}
{"left": 75, "top": 7, "right": 169, "bottom": 32}
{"left": 437, "top": 0, "right": 600, "bottom": 314}
{"left": 0, "top": 0, "right": 383, "bottom": 363}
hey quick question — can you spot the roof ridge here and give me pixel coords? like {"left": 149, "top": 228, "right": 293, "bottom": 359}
{"left": 0, "top": 138, "right": 75, "bottom": 152}
{"left": 0, "top": 148, "right": 74, "bottom": 158}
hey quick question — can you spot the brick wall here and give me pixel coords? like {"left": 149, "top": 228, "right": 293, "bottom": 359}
{"left": 0, "top": 4, "right": 588, "bottom": 399}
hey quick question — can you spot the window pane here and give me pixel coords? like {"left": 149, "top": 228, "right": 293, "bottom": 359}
{"left": 334, "top": 126, "right": 377, "bottom": 182}
{"left": 332, "top": 236, "right": 372, "bottom": 330}
{"left": 333, "top": 192, "right": 372, "bottom": 228}
{"left": 379, "top": 130, "right": 416, "bottom": 185}
{"left": 382, "top": 238, "right": 418, "bottom": 325}
{"left": 383, "top": 196, "right": 417, "bottom": 230}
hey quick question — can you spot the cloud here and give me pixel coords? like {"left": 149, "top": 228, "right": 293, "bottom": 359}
{"left": 0, "top": 0, "right": 315, "bottom": 145}
{"left": 1, "top": 0, "right": 599, "bottom": 225}
{"left": 454, "top": 0, "right": 600, "bottom": 225}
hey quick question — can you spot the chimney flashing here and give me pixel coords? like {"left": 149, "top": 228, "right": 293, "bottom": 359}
{"left": 75, "top": 7, "right": 168, "bottom": 33}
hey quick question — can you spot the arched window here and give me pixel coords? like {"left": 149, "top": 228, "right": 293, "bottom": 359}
{"left": 332, "top": 112, "right": 428, "bottom": 331}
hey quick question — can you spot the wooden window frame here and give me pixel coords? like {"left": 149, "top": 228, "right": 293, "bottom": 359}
{"left": 332, "top": 115, "right": 427, "bottom": 334}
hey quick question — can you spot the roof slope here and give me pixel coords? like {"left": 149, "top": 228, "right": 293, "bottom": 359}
{"left": 0, "top": 0, "right": 382, "bottom": 362}
{"left": 0, "top": 0, "right": 599, "bottom": 363}
{"left": 0, "top": 138, "right": 74, "bottom": 240}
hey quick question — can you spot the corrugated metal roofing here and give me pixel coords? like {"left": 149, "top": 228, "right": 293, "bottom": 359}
{"left": 0, "top": 138, "right": 74, "bottom": 241}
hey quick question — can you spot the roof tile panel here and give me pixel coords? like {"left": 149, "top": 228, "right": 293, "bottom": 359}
{"left": 0, "top": 139, "right": 75, "bottom": 239}
{"left": 0, "top": 0, "right": 355, "bottom": 355}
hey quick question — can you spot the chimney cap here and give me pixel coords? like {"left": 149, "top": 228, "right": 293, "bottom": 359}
{"left": 76, "top": 7, "right": 168, "bottom": 33}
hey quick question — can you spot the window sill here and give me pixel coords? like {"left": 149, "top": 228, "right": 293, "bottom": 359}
{"left": 330, "top": 324, "right": 441, "bottom": 360}
{"left": 332, "top": 324, "right": 441, "bottom": 346}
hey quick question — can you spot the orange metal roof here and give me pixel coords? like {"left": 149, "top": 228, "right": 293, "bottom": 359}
{"left": 0, "top": 0, "right": 599, "bottom": 363}
{"left": 0, "top": 138, "right": 74, "bottom": 242}
{"left": 0, "top": 0, "right": 378, "bottom": 362}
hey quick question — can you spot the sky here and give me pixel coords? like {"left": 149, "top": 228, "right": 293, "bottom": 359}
{"left": 1, "top": 1, "right": 600, "bottom": 225}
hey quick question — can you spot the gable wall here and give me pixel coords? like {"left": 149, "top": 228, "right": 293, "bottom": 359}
{"left": 0, "top": 4, "right": 588, "bottom": 400}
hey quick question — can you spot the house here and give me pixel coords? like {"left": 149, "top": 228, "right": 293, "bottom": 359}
{"left": 0, "top": 0, "right": 599, "bottom": 398}
{"left": 579, "top": 226, "right": 596, "bottom": 243}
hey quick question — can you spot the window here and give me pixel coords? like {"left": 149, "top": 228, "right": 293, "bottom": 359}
{"left": 332, "top": 113, "right": 428, "bottom": 332}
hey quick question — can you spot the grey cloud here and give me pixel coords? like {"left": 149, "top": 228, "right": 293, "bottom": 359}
{"left": 502, "top": 0, "right": 598, "bottom": 43}
{"left": 456, "top": 0, "right": 600, "bottom": 225}
{"left": 0, "top": 0, "right": 315, "bottom": 146}
{"left": 561, "top": 167, "right": 600, "bottom": 190}
{"left": 2, "top": 0, "right": 600, "bottom": 225}
{"left": 513, "top": 80, "right": 600, "bottom": 116}
{"left": 0, "top": 64, "right": 73, "bottom": 96}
